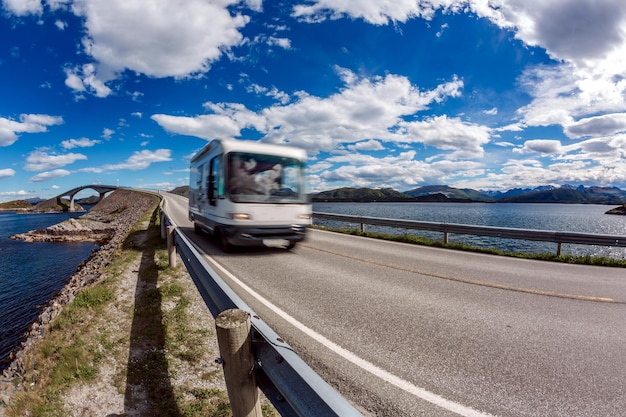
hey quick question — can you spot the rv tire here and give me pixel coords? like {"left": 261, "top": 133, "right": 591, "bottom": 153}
{"left": 215, "top": 228, "right": 233, "bottom": 252}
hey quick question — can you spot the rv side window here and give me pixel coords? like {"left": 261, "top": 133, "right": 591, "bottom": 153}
{"left": 195, "top": 164, "right": 204, "bottom": 191}
{"left": 208, "top": 155, "right": 222, "bottom": 205}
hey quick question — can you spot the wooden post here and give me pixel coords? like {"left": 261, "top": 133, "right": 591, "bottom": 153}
{"left": 160, "top": 211, "right": 167, "bottom": 240}
{"left": 167, "top": 226, "right": 177, "bottom": 268}
{"left": 215, "top": 309, "right": 262, "bottom": 417}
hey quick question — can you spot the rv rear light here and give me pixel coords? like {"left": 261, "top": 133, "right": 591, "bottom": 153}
{"left": 298, "top": 213, "right": 312, "bottom": 219}
{"left": 229, "top": 213, "right": 251, "bottom": 220}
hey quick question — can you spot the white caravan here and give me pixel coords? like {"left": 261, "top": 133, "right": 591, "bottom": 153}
{"left": 189, "top": 139, "right": 311, "bottom": 251}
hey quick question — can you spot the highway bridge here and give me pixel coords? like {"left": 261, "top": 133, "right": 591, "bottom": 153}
{"left": 159, "top": 191, "right": 626, "bottom": 417}
{"left": 55, "top": 184, "right": 118, "bottom": 211}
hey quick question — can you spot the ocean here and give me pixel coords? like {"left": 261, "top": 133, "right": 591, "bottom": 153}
{"left": 312, "top": 202, "right": 626, "bottom": 259}
{"left": 0, "top": 211, "right": 95, "bottom": 370}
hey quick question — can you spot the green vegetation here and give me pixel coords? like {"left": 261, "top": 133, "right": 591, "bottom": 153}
{"left": 313, "top": 225, "right": 626, "bottom": 268}
{"left": 7, "top": 200, "right": 277, "bottom": 417}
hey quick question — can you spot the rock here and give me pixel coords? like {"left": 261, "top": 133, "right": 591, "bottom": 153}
{"left": 605, "top": 204, "right": 626, "bottom": 215}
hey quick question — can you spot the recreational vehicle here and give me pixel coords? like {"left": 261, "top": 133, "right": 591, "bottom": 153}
{"left": 188, "top": 139, "right": 311, "bottom": 251}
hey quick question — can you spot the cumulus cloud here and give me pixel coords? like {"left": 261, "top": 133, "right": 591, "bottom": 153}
{"left": 153, "top": 70, "right": 469, "bottom": 155}
{"left": 61, "top": 137, "right": 102, "bottom": 149}
{"left": 347, "top": 140, "right": 384, "bottom": 151}
{"left": 564, "top": 113, "right": 626, "bottom": 138}
{"left": 0, "top": 114, "right": 63, "bottom": 147}
{"left": 401, "top": 115, "right": 491, "bottom": 158}
{"left": 59, "top": 0, "right": 251, "bottom": 97}
{"left": 514, "top": 139, "right": 564, "bottom": 155}
{"left": 64, "top": 64, "right": 112, "bottom": 98}
{"left": 29, "top": 169, "right": 71, "bottom": 182}
{"left": 24, "top": 150, "right": 88, "bottom": 171}
{"left": 79, "top": 149, "right": 173, "bottom": 173}
{"left": 0, "top": 168, "right": 16, "bottom": 179}
{"left": 1, "top": 0, "right": 43, "bottom": 16}
{"left": 291, "top": 0, "right": 464, "bottom": 24}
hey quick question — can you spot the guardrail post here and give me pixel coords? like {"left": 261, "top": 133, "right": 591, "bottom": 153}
{"left": 160, "top": 211, "right": 167, "bottom": 240}
{"left": 556, "top": 242, "right": 562, "bottom": 256}
{"left": 167, "top": 226, "right": 177, "bottom": 268}
{"left": 443, "top": 231, "right": 449, "bottom": 244}
{"left": 215, "top": 309, "right": 262, "bottom": 417}
{"left": 360, "top": 222, "right": 365, "bottom": 233}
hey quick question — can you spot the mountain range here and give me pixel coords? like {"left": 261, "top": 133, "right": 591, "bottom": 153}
{"left": 312, "top": 185, "right": 626, "bottom": 204}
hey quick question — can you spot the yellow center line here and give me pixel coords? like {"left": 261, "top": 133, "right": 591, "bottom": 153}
{"left": 301, "top": 243, "right": 618, "bottom": 304}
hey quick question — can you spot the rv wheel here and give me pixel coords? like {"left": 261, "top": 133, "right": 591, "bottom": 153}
{"left": 215, "top": 228, "right": 232, "bottom": 252}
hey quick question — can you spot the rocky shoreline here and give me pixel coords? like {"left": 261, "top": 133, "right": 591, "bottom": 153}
{"left": 605, "top": 204, "right": 626, "bottom": 215}
{"left": 0, "top": 189, "right": 158, "bottom": 406}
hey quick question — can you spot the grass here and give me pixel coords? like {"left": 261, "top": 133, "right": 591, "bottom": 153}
{"left": 6, "top": 198, "right": 278, "bottom": 417}
{"left": 313, "top": 225, "right": 626, "bottom": 268}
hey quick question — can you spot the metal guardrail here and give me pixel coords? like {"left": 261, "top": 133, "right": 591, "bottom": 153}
{"left": 313, "top": 212, "right": 626, "bottom": 256}
{"left": 158, "top": 201, "right": 362, "bottom": 417}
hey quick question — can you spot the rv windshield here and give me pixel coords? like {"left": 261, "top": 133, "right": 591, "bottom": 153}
{"left": 227, "top": 152, "right": 305, "bottom": 203}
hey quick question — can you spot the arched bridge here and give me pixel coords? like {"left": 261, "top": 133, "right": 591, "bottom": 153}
{"left": 56, "top": 185, "right": 118, "bottom": 212}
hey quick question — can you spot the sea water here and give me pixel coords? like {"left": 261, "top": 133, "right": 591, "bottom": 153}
{"left": 312, "top": 202, "right": 626, "bottom": 259}
{"left": 0, "top": 211, "right": 95, "bottom": 369}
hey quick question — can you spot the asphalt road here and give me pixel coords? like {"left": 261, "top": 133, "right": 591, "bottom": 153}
{"left": 162, "top": 192, "right": 626, "bottom": 417}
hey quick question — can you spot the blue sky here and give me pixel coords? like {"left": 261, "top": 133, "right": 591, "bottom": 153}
{"left": 1, "top": 0, "right": 626, "bottom": 202}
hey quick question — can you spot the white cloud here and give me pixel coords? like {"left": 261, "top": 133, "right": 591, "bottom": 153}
{"left": 291, "top": 0, "right": 464, "bottom": 24}
{"left": 154, "top": 70, "right": 468, "bottom": 156}
{"left": 24, "top": 150, "right": 87, "bottom": 171}
{"left": 267, "top": 36, "right": 291, "bottom": 49}
{"left": 0, "top": 114, "right": 63, "bottom": 146}
{"left": 564, "top": 113, "right": 626, "bottom": 138}
{"left": 0, "top": 168, "right": 16, "bottom": 179}
{"left": 347, "top": 140, "right": 384, "bottom": 151}
{"left": 98, "top": 149, "right": 172, "bottom": 171}
{"left": 102, "top": 128, "right": 114, "bottom": 139}
{"left": 514, "top": 139, "right": 564, "bottom": 155}
{"left": 59, "top": 0, "right": 251, "bottom": 97}
{"left": 29, "top": 169, "right": 71, "bottom": 182}
{"left": 64, "top": 63, "right": 112, "bottom": 98}
{"left": 61, "top": 137, "right": 101, "bottom": 149}
{"left": 401, "top": 115, "right": 491, "bottom": 158}
{"left": 2, "top": 0, "right": 42, "bottom": 16}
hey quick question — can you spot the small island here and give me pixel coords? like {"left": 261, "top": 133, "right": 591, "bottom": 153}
{"left": 605, "top": 204, "right": 626, "bottom": 215}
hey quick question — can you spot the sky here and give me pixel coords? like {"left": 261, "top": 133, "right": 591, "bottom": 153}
{"left": 1, "top": 0, "right": 626, "bottom": 202}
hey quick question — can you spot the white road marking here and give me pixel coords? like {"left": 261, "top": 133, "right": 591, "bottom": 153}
{"left": 207, "top": 255, "right": 494, "bottom": 417}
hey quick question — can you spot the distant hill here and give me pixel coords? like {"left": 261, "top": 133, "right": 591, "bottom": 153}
{"left": 31, "top": 197, "right": 86, "bottom": 212}
{"left": 170, "top": 186, "right": 189, "bottom": 197}
{"left": 312, "top": 187, "right": 413, "bottom": 202}
{"left": 498, "top": 186, "right": 626, "bottom": 204}
{"left": 76, "top": 195, "right": 101, "bottom": 205}
{"left": 482, "top": 186, "right": 556, "bottom": 200}
{"left": 404, "top": 185, "right": 492, "bottom": 202}
{"left": 0, "top": 199, "right": 32, "bottom": 210}
{"left": 311, "top": 185, "right": 626, "bottom": 204}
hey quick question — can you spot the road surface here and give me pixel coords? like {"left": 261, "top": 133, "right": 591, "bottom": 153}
{"left": 162, "top": 192, "right": 626, "bottom": 417}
